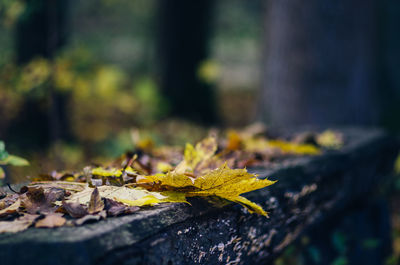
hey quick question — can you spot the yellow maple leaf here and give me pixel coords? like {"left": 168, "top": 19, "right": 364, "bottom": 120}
{"left": 141, "top": 164, "right": 276, "bottom": 216}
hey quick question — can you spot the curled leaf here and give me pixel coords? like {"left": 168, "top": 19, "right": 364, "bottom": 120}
{"left": 88, "top": 187, "right": 104, "bottom": 214}
{"left": 0, "top": 199, "right": 20, "bottom": 218}
{"left": 104, "top": 198, "right": 139, "bottom": 216}
{"left": 62, "top": 201, "right": 88, "bottom": 218}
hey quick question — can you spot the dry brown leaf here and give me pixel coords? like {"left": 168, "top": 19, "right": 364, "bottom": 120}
{"left": 0, "top": 199, "right": 20, "bottom": 218}
{"left": 62, "top": 201, "right": 88, "bottom": 218}
{"left": 104, "top": 198, "right": 139, "bottom": 216}
{"left": 88, "top": 187, "right": 104, "bottom": 214}
{"left": 74, "top": 210, "right": 106, "bottom": 226}
{"left": 20, "top": 187, "right": 59, "bottom": 214}
{"left": 0, "top": 214, "right": 39, "bottom": 233}
{"left": 35, "top": 213, "right": 66, "bottom": 228}
{"left": 65, "top": 186, "right": 175, "bottom": 207}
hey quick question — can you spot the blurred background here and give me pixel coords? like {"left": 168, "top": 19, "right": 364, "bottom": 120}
{"left": 1, "top": 0, "right": 400, "bottom": 264}
{"left": 0, "top": 0, "right": 266, "bottom": 175}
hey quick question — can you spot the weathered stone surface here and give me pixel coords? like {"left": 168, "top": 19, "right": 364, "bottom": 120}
{"left": 0, "top": 128, "right": 397, "bottom": 265}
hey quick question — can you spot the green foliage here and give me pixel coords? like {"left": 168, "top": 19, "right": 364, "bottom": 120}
{"left": 0, "top": 140, "right": 29, "bottom": 180}
{"left": 332, "top": 231, "right": 347, "bottom": 254}
{"left": 331, "top": 256, "right": 348, "bottom": 265}
{"left": 0, "top": 0, "right": 25, "bottom": 28}
{"left": 307, "top": 246, "right": 321, "bottom": 264}
{"left": 362, "top": 238, "right": 380, "bottom": 249}
{"left": 132, "top": 78, "right": 169, "bottom": 124}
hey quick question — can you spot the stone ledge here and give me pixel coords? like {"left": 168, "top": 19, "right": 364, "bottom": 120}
{"left": 0, "top": 128, "right": 397, "bottom": 265}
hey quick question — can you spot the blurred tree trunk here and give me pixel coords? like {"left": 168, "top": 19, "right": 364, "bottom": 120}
{"left": 258, "top": 0, "right": 379, "bottom": 127}
{"left": 16, "top": 0, "right": 68, "bottom": 64}
{"left": 10, "top": 0, "right": 69, "bottom": 148}
{"left": 378, "top": 0, "right": 400, "bottom": 132}
{"left": 157, "top": 0, "right": 218, "bottom": 124}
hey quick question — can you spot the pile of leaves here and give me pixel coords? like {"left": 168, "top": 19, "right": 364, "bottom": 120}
{"left": 0, "top": 126, "right": 343, "bottom": 233}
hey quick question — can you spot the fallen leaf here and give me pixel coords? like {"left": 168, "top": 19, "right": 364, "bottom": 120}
{"left": 65, "top": 186, "right": 180, "bottom": 207}
{"left": 116, "top": 195, "right": 162, "bottom": 207}
{"left": 104, "top": 198, "right": 139, "bottom": 216}
{"left": 92, "top": 167, "right": 122, "bottom": 177}
{"left": 74, "top": 210, "right": 106, "bottom": 226}
{"left": 62, "top": 201, "right": 88, "bottom": 218}
{"left": 0, "top": 199, "right": 20, "bottom": 218}
{"left": 88, "top": 187, "right": 104, "bottom": 214}
{"left": 244, "top": 138, "right": 320, "bottom": 155}
{"left": 174, "top": 137, "right": 217, "bottom": 174}
{"left": 35, "top": 213, "right": 66, "bottom": 228}
{"left": 142, "top": 164, "right": 276, "bottom": 216}
{"left": 226, "top": 130, "right": 242, "bottom": 151}
{"left": 20, "top": 187, "right": 57, "bottom": 214}
{"left": 0, "top": 214, "right": 39, "bottom": 233}
{"left": 29, "top": 181, "right": 86, "bottom": 192}
{"left": 0, "top": 187, "right": 7, "bottom": 199}
{"left": 317, "top": 130, "right": 343, "bottom": 149}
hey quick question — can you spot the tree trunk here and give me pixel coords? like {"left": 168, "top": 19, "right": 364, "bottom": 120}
{"left": 378, "top": 0, "right": 400, "bottom": 132}
{"left": 9, "top": 0, "right": 70, "bottom": 149}
{"left": 157, "top": 0, "right": 218, "bottom": 124}
{"left": 16, "top": 0, "right": 68, "bottom": 64}
{"left": 258, "top": 0, "right": 379, "bottom": 127}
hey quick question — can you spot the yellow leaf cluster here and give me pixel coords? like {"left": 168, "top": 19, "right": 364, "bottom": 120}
{"left": 317, "top": 130, "right": 343, "bottom": 149}
{"left": 174, "top": 137, "right": 218, "bottom": 174}
{"left": 266, "top": 140, "right": 320, "bottom": 155}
